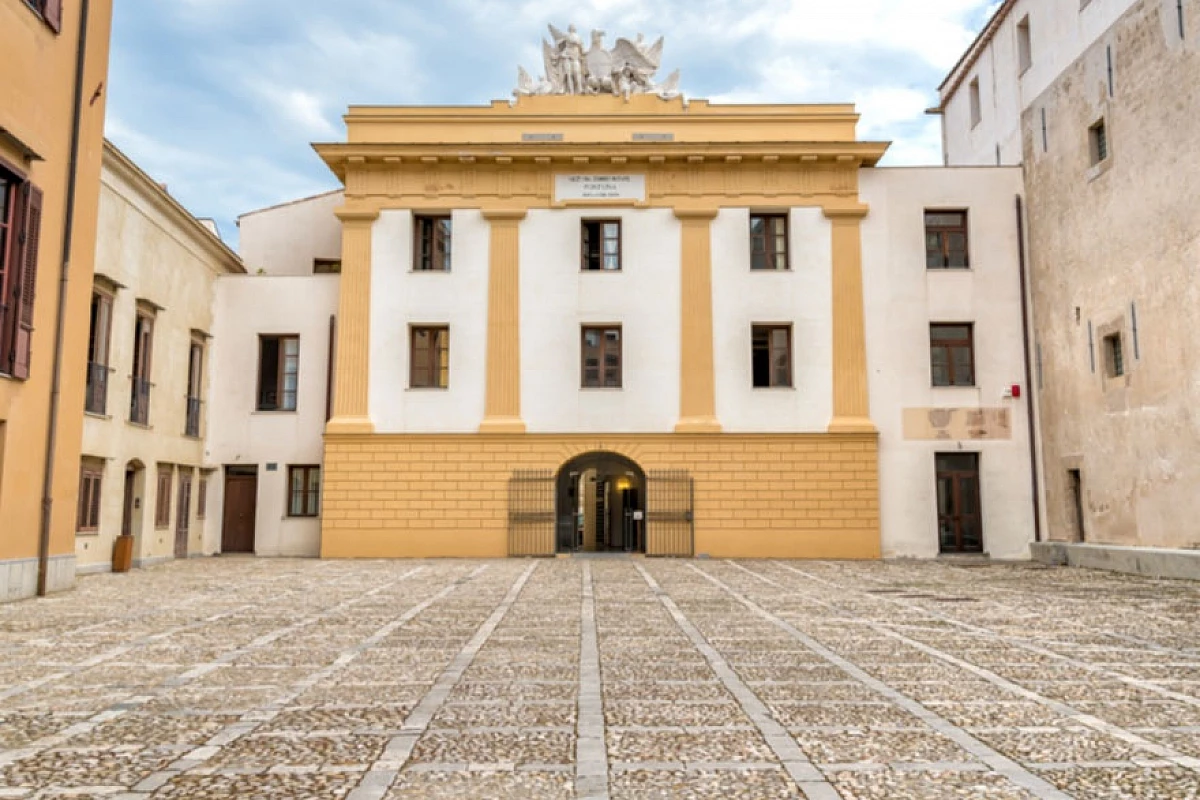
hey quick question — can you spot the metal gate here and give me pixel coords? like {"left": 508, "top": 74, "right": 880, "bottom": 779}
{"left": 507, "top": 469, "right": 555, "bottom": 556}
{"left": 646, "top": 469, "right": 694, "bottom": 557}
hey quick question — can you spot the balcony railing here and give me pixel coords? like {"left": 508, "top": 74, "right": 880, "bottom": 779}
{"left": 185, "top": 396, "right": 201, "bottom": 437}
{"left": 85, "top": 362, "right": 109, "bottom": 415}
{"left": 130, "top": 376, "right": 151, "bottom": 425}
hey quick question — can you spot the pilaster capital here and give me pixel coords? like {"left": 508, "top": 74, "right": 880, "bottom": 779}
{"left": 335, "top": 205, "right": 381, "bottom": 224}
{"left": 673, "top": 208, "right": 719, "bottom": 222}
{"left": 822, "top": 205, "right": 869, "bottom": 222}
{"left": 481, "top": 209, "right": 528, "bottom": 222}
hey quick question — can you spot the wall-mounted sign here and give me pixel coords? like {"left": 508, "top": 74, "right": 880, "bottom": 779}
{"left": 555, "top": 174, "right": 646, "bottom": 202}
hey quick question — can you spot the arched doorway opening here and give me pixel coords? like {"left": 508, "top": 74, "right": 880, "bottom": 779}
{"left": 555, "top": 452, "right": 646, "bottom": 553}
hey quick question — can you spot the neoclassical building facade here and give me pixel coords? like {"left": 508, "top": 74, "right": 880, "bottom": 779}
{"left": 303, "top": 94, "right": 1033, "bottom": 560}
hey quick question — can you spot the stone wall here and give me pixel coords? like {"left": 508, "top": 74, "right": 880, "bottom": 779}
{"left": 1022, "top": 0, "right": 1200, "bottom": 548}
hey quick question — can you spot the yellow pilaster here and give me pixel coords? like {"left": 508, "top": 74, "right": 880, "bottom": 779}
{"left": 480, "top": 209, "right": 527, "bottom": 433}
{"left": 826, "top": 207, "right": 875, "bottom": 433}
{"left": 327, "top": 206, "right": 378, "bottom": 434}
{"left": 674, "top": 209, "right": 721, "bottom": 434}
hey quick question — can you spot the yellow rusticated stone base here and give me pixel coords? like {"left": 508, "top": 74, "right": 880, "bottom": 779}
{"left": 320, "top": 433, "right": 881, "bottom": 559}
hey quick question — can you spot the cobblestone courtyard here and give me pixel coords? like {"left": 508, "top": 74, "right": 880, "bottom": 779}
{"left": 1, "top": 559, "right": 1199, "bottom": 799}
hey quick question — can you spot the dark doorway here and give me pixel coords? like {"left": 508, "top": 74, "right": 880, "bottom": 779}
{"left": 222, "top": 466, "right": 258, "bottom": 554}
{"left": 555, "top": 452, "right": 646, "bottom": 554}
{"left": 1067, "top": 469, "right": 1086, "bottom": 542}
{"left": 936, "top": 453, "right": 983, "bottom": 554}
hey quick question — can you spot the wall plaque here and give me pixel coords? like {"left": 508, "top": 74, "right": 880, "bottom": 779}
{"left": 555, "top": 174, "right": 646, "bottom": 202}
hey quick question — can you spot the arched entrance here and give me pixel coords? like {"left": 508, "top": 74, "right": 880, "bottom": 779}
{"left": 555, "top": 452, "right": 646, "bottom": 553}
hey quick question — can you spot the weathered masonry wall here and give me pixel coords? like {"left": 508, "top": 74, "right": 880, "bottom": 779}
{"left": 1023, "top": 0, "right": 1200, "bottom": 548}
{"left": 321, "top": 434, "right": 881, "bottom": 560}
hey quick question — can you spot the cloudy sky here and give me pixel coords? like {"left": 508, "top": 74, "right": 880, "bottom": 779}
{"left": 107, "top": 0, "right": 999, "bottom": 248}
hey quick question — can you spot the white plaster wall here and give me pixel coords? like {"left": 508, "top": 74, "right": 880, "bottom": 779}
{"left": 521, "top": 208, "right": 681, "bottom": 433}
{"left": 370, "top": 210, "right": 489, "bottom": 433}
{"left": 861, "top": 167, "right": 1034, "bottom": 560}
{"left": 712, "top": 208, "right": 833, "bottom": 433}
{"left": 207, "top": 275, "right": 339, "bottom": 556}
{"left": 942, "top": 0, "right": 1139, "bottom": 166}
{"left": 238, "top": 190, "right": 344, "bottom": 276}
{"left": 79, "top": 163, "right": 234, "bottom": 571}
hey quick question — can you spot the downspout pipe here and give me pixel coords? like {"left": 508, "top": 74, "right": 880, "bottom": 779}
{"left": 1015, "top": 195, "right": 1042, "bottom": 544}
{"left": 38, "top": 0, "right": 91, "bottom": 596}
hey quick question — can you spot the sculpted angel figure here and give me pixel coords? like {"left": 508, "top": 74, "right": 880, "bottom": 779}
{"left": 549, "top": 23, "right": 586, "bottom": 95}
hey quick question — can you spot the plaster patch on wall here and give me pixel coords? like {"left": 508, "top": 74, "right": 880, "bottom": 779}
{"left": 902, "top": 408, "right": 1013, "bottom": 441}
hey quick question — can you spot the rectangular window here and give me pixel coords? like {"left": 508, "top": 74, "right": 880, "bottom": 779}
{"left": 130, "top": 310, "right": 154, "bottom": 425}
{"left": 86, "top": 289, "right": 113, "bottom": 415}
{"left": 0, "top": 169, "right": 44, "bottom": 381}
{"left": 288, "top": 465, "right": 321, "bottom": 517}
{"left": 197, "top": 474, "right": 208, "bottom": 520}
{"left": 925, "top": 211, "right": 970, "bottom": 269}
{"left": 155, "top": 466, "right": 172, "bottom": 529}
{"left": 969, "top": 78, "right": 982, "bottom": 127}
{"left": 77, "top": 460, "right": 103, "bottom": 533}
{"left": 581, "top": 326, "right": 622, "bottom": 388}
{"left": 24, "top": 0, "right": 62, "bottom": 32}
{"left": 1089, "top": 119, "right": 1108, "bottom": 165}
{"left": 414, "top": 215, "right": 451, "bottom": 272}
{"left": 257, "top": 335, "right": 299, "bottom": 411}
{"left": 185, "top": 337, "right": 204, "bottom": 436}
{"left": 581, "top": 220, "right": 621, "bottom": 271}
{"left": 1103, "top": 333, "right": 1125, "bottom": 378}
{"left": 751, "top": 325, "right": 793, "bottom": 388}
{"left": 930, "top": 324, "right": 976, "bottom": 387}
{"left": 312, "top": 258, "right": 341, "bottom": 274}
{"left": 409, "top": 326, "right": 449, "bottom": 388}
{"left": 1017, "top": 16, "right": 1032, "bottom": 74}
{"left": 749, "top": 213, "right": 788, "bottom": 271}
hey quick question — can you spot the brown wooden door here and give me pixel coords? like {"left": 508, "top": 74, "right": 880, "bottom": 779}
{"left": 175, "top": 472, "right": 192, "bottom": 559}
{"left": 936, "top": 453, "right": 983, "bottom": 554}
{"left": 222, "top": 471, "right": 257, "bottom": 554}
{"left": 121, "top": 469, "right": 135, "bottom": 536}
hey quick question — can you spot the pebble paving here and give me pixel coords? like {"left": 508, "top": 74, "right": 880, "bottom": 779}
{"left": 0, "top": 557, "right": 1198, "bottom": 798}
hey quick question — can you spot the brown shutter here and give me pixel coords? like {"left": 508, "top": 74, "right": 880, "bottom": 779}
{"left": 43, "top": 0, "right": 63, "bottom": 33}
{"left": 11, "top": 183, "right": 43, "bottom": 380}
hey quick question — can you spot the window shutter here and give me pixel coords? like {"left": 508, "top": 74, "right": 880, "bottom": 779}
{"left": 11, "top": 183, "right": 43, "bottom": 380}
{"left": 43, "top": 0, "right": 63, "bottom": 33}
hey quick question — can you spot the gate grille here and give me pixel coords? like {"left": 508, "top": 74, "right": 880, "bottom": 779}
{"left": 508, "top": 469, "right": 555, "bottom": 556}
{"left": 647, "top": 469, "right": 694, "bottom": 557}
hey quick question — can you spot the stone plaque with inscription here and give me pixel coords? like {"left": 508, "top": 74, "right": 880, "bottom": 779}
{"left": 555, "top": 174, "right": 646, "bottom": 202}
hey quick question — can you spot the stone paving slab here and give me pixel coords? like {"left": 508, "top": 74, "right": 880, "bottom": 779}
{"left": 0, "top": 557, "right": 1198, "bottom": 798}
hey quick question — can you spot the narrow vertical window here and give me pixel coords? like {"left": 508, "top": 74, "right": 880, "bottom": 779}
{"left": 1103, "top": 333, "right": 1125, "bottom": 378}
{"left": 130, "top": 309, "right": 155, "bottom": 425}
{"left": 0, "top": 179, "right": 43, "bottom": 380}
{"left": 86, "top": 289, "right": 113, "bottom": 415}
{"left": 197, "top": 474, "right": 208, "bottom": 520}
{"left": 581, "top": 220, "right": 622, "bottom": 271}
{"left": 930, "top": 324, "right": 975, "bottom": 387}
{"left": 287, "top": 465, "right": 321, "bottom": 517}
{"left": 1040, "top": 108, "right": 1048, "bottom": 152}
{"left": 257, "top": 335, "right": 299, "bottom": 411}
{"left": 969, "top": 78, "right": 982, "bottom": 128}
{"left": 581, "top": 326, "right": 622, "bottom": 388}
{"left": 185, "top": 336, "right": 204, "bottom": 436}
{"left": 409, "top": 326, "right": 449, "bottom": 388}
{"left": 414, "top": 215, "right": 452, "bottom": 271}
{"left": 1017, "top": 16, "right": 1032, "bottom": 74}
{"left": 925, "top": 211, "right": 970, "bottom": 269}
{"left": 77, "top": 460, "right": 104, "bottom": 533}
{"left": 749, "top": 214, "right": 788, "bottom": 271}
{"left": 751, "top": 325, "right": 793, "bottom": 388}
{"left": 1089, "top": 119, "right": 1108, "bottom": 165}
{"left": 155, "top": 466, "right": 173, "bottom": 529}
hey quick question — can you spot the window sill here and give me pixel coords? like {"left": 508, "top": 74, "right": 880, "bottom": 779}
{"left": 75, "top": 530, "right": 100, "bottom": 538}
{"left": 127, "top": 421, "right": 153, "bottom": 430}
{"left": 85, "top": 411, "right": 112, "bottom": 421}
{"left": 752, "top": 386, "right": 796, "bottom": 391}
{"left": 252, "top": 409, "right": 299, "bottom": 415}
{"left": 182, "top": 433, "right": 201, "bottom": 440}
{"left": 581, "top": 270, "right": 623, "bottom": 274}
{"left": 749, "top": 268, "right": 793, "bottom": 273}
{"left": 931, "top": 384, "right": 979, "bottom": 390}
{"left": 410, "top": 270, "right": 452, "bottom": 274}
{"left": 1086, "top": 157, "right": 1113, "bottom": 183}
{"left": 286, "top": 515, "right": 320, "bottom": 520}
{"left": 407, "top": 387, "right": 449, "bottom": 391}
{"left": 580, "top": 387, "right": 624, "bottom": 391}
{"left": 926, "top": 267, "right": 973, "bottom": 273}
